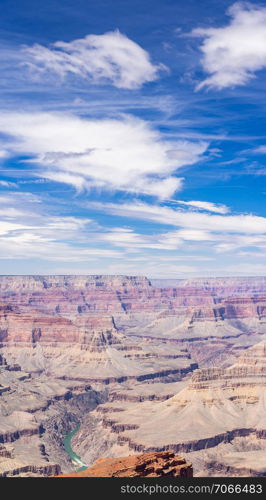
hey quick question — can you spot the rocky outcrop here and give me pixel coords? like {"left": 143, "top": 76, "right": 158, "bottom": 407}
{"left": 59, "top": 451, "right": 193, "bottom": 477}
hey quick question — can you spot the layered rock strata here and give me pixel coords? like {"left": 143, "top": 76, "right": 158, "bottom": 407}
{"left": 1, "top": 275, "right": 266, "bottom": 384}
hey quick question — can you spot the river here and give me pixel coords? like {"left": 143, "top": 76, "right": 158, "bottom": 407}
{"left": 63, "top": 425, "right": 88, "bottom": 472}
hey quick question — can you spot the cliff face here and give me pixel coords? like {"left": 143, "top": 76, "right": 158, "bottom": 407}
{"left": 59, "top": 451, "right": 193, "bottom": 477}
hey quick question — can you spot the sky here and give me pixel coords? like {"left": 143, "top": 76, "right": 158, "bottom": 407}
{"left": 0, "top": 0, "right": 266, "bottom": 278}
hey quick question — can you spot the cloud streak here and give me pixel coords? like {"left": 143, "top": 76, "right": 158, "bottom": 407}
{"left": 87, "top": 200, "right": 266, "bottom": 255}
{"left": 90, "top": 200, "right": 266, "bottom": 234}
{"left": 0, "top": 192, "right": 122, "bottom": 262}
{"left": 174, "top": 199, "right": 229, "bottom": 214}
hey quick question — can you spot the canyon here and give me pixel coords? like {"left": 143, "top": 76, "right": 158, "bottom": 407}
{"left": 0, "top": 274, "right": 266, "bottom": 477}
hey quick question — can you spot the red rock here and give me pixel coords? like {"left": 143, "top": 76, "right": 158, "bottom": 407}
{"left": 58, "top": 451, "right": 193, "bottom": 477}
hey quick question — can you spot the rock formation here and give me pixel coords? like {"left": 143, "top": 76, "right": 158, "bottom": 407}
{"left": 59, "top": 451, "right": 193, "bottom": 477}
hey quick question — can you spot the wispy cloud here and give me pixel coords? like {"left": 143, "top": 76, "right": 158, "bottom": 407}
{"left": 253, "top": 145, "right": 266, "bottom": 154}
{"left": 0, "top": 189, "right": 265, "bottom": 276}
{"left": 87, "top": 200, "right": 266, "bottom": 255}
{"left": 22, "top": 30, "right": 166, "bottom": 90}
{"left": 0, "top": 192, "right": 122, "bottom": 262}
{"left": 90, "top": 200, "right": 266, "bottom": 234}
{"left": 0, "top": 111, "right": 208, "bottom": 198}
{"left": 172, "top": 199, "right": 229, "bottom": 214}
{"left": 0, "top": 180, "right": 17, "bottom": 187}
{"left": 193, "top": 2, "right": 266, "bottom": 90}
{"left": 0, "top": 150, "right": 10, "bottom": 159}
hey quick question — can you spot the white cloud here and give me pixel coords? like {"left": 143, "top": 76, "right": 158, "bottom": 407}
{"left": 91, "top": 200, "right": 266, "bottom": 234}
{"left": 22, "top": 30, "right": 165, "bottom": 90}
{"left": 174, "top": 199, "right": 229, "bottom": 214}
{"left": 87, "top": 201, "right": 266, "bottom": 256}
{"left": 95, "top": 227, "right": 183, "bottom": 251}
{"left": 193, "top": 2, "right": 266, "bottom": 89}
{"left": 0, "top": 207, "right": 31, "bottom": 217}
{"left": 0, "top": 180, "right": 17, "bottom": 188}
{"left": 0, "top": 192, "right": 217, "bottom": 275}
{"left": 0, "top": 233, "right": 122, "bottom": 261}
{"left": 174, "top": 229, "right": 213, "bottom": 241}
{"left": 0, "top": 111, "right": 208, "bottom": 198}
{"left": 0, "top": 150, "right": 9, "bottom": 159}
{"left": 254, "top": 145, "right": 266, "bottom": 154}
{"left": 85, "top": 226, "right": 233, "bottom": 252}
{"left": 0, "top": 221, "right": 30, "bottom": 236}
{"left": 0, "top": 192, "right": 123, "bottom": 262}
{"left": 1, "top": 191, "right": 266, "bottom": 276}
{"left": 44, "top": 171, "right": 90, "bottom": 192}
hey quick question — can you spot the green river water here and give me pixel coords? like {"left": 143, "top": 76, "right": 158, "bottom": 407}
{"left": 63, "top": 425, "right": 87, "bottom": 472}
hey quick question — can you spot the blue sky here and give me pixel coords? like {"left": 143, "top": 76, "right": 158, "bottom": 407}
{"left": 0, "top": 0, "right": 266, "bottom": 277}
